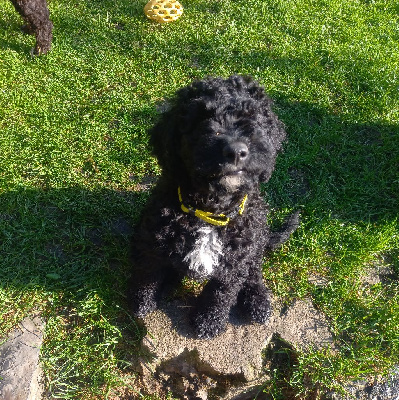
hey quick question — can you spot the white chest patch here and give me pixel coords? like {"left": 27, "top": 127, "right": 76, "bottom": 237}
{"left": 184, "top": 226, "right": 223, "bottom": 278}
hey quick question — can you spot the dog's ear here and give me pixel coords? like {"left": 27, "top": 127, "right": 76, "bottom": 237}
{"left": 149, "top": 84, "right": 214, "bottom": 178}
{"left": 257, "top": 98, "right": 287, "bottom": 183}
{"left": 149, "top": 104, "right": 182, "bottom": 177}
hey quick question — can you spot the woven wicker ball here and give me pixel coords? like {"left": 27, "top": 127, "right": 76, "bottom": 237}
{"left": 144, "top": 0, "right": 183, "bottom": 23}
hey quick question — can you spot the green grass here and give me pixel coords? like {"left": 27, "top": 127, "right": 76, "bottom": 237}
{"left": 0, "top": 0, "right": 398, "bottom": 398}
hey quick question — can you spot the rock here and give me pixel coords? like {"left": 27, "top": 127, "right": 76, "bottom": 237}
{"left": 326, "top": 367, "right": 399, "bottom": 400}
{"left": 361, "top": 264, "right": 396, "bottom": 286}
{"left": 369, "top": 367, "right": 399, "bottom": 400}
{"left": 136, "top": 297, "right": 335, "bottom": 399}
{"left": 0, "top": 315, "right": 45, "bottom": 400}
{"left": 272, "top": 298, "right": 335, "bottom": 351}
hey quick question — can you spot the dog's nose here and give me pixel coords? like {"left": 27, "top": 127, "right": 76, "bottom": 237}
{"left": 223, "top": 142, "right": 249, "bottom": 165}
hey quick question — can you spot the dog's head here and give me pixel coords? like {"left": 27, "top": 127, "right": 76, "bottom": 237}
{"left": 150, "top": 75, "right": 286, "bottom": 194}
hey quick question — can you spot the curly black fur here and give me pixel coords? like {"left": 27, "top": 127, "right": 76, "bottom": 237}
{"left": 128, "top": 75, "right": 299, "bottom": 339}
{"left": 9, "top": 0, "right": 52, "bottom": 55}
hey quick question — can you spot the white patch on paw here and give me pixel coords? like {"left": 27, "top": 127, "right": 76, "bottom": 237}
{"left": 184, "top": 226, "right": 222, "bottom": 278}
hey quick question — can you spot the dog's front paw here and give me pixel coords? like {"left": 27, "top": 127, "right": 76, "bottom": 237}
{"left": 241, "top": 286, "right": 272, "bottom": 324}
{"left": 191, "top": 310, "right": 228, "bottom": 339}
{"left": 250, "top": 299, "right": 272, "bottom": 324}
{"left": 131, "top": 299, "right": 156, "bottom": 319}
{"left": 128, "top": 286, "right": 158, "bottom": 318}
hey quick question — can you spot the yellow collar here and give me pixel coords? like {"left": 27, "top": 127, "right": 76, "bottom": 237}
{"left": 178, "top": 187, "right": 248, "bottom": 227}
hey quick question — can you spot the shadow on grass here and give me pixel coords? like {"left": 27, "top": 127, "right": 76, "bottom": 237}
{"left": 0, "top": 186, "right": 149, "bottom": 293}
{"left": 266, "top": 99, "right": 399, "bottom": 225}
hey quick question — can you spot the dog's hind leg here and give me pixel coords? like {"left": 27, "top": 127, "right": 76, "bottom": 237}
{"left": 238, "top": 262, "right": 272, "bottom": 324}
{"left": 128, "top": 278, "right": 161, "bottom": 318}
{"left": 128, "top": 258, "right": 178, "bottom": 318}
{"left": 9, "top": 0, "right": 53, "bottom": 55}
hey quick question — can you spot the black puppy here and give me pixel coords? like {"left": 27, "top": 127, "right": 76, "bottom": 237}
{"left": 9, "top": 0, "right": 52, "bottom": 55}
{"left": 128, "top": 75, "right": 299, "bottom": 339}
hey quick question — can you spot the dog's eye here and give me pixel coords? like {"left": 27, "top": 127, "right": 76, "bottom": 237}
{"left": 215, "top": 132, "right": 220, "bottom": 136}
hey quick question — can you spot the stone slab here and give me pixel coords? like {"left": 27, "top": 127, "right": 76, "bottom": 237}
{"left": 138, "top": 297, "right": 335, "bottom": 399}
{"left": 0, "top": 316, "right": 45, "bottom": 400}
